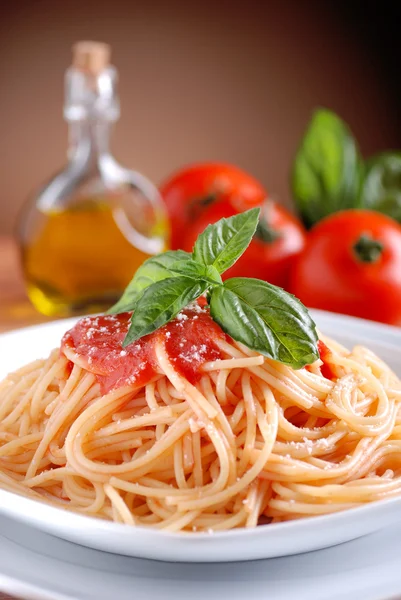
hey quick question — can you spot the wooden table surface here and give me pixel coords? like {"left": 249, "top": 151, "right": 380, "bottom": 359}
{"left": 0, "top": 236, "right": 50, "bottom": 600}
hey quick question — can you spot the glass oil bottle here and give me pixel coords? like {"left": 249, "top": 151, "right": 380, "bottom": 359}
{"left": 18, "top": 41, "right": 169, "bottom": 317}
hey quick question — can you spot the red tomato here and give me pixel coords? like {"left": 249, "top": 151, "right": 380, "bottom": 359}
{"left": 182, "top": 199, "right": 306, "bottom": 288}
{"left": 160, "top": 163, "right": 266, "bottom": 250}
{"left": 289, "top": 210, "right": 401, "bottom": 325}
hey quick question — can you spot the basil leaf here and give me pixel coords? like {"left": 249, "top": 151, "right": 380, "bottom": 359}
{"left": 123, "top": 276, "right": 209, "bottom": 346}
{"left": 169, "top": 260, "right": 223, "bottom": 285}
{"left": 210, "top": 278, "right": 318, "bottom": 368}
{"left": 108, "top": 250, "right": 191, "bottom": 314}
{"left": 292, "top": 108, "right": 363, "bottom": 228}
{"left": 192, "top": 207, "right": 260, "bottom": 273}
{"left": 169, "top": 259, "right": 206, "bottom": 278}
{"left": 360, "top": 152, "right": 401, "bottom": 222}
{"left": 205, "top": 265, "right": 223, "bottom": 284}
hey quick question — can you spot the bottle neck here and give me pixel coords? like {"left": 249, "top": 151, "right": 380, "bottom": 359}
{"left": 67, "top": 119, "right": 112, "bottom": 167}
{"left": 64, "top": 63, "right": 119, "bottom": 169}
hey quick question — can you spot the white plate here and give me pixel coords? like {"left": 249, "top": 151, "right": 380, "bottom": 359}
{"left": 1, "top": 311, "right": 401, "bottom": 563}
{"left": 2, "top": 513, "right": 401, "bottom": 600}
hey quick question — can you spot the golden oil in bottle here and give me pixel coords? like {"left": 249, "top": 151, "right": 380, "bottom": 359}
{"left": 21, "top": 199, "right": 167, "bottom": 316}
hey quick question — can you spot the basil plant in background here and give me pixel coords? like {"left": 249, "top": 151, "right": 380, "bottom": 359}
{"left": 292, "top": 108, "right": 401, "bottom": 228}
{"left": 360, "top": 153, "right": 401, "bottom": 223}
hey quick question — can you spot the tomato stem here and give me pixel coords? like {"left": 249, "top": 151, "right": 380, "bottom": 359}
{"left": 187, "top": 194, "right": 218, "bottom": 220}
{"left": 353, "top": 234, "right": 383, "bottom": 263}
{"left": 255, "top": 219, "right": 281, "bottom": 244}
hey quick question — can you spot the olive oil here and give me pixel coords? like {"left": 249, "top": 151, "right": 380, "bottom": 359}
{"left": 18, "top": 42, "right": 168, "bottom": 317}
{"left": 22, "top": 201, "right": 164, "bottom": 316}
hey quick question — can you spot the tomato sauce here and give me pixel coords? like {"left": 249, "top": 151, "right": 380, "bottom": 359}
{"left": 61, "top": 304, "right": 225, "bottom": 393}
{"left": 317, "top": 340, "right": 337, "bottom": 380}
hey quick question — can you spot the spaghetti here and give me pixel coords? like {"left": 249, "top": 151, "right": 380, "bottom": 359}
{"left": 1, "top": 305, "right": 401, "bottom": 532}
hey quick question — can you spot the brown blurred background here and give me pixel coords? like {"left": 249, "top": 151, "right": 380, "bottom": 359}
{"left": 0, "top": 0, "right": 400, "bottom": 235}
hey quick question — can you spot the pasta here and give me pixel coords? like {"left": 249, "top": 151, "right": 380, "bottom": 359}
{"left": 1, "top": 306, "right": 401, "bottom": 533}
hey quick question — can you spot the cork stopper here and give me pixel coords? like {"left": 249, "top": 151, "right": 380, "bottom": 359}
{"left": 72, "top": 41, "right": 111, "bottom": 75}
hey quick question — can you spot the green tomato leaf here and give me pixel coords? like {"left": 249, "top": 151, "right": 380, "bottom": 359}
{"left": 209, "top": 278, "right": 318, "bottom": 369}
{"left": 123, "top": 276, "right": 209, "bottom": 346}
{"left": 292, "top": 108, "right": 363, "bottom": 228}
{"left": 107, "top": 250, "right": 191, "bottom": 314}
{"left": 360, "top": 152, "right": 401, "bottom": 222}
{"left": 192, "top": 207, "right": 260, "bottom": 273}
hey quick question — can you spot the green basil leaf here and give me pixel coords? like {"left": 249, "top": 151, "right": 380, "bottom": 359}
{"left": 209, "top": 278, "right": 318, "bottom": 368}
{"left": 169, "top": 260, "right": 223, "bottom": 285}
{"left": 292, "top": 108, "right": 363, "bottom": 228}
{"left": 123, "top": 276, "right": 209, "bottom": 346}
{"left": 360, "top": 152, "right": 401, "bottom": 222}
{"left": 169, "top": 259, "right": 207, "bottom": 278}
{"left": 192, "top": 207, "right": 260, "bottom": 273}
{"left": 107, "top": 250, "right": 191, "bottom": 314}
{"left": 204, "top": 265, "right": 223, "bottom": 284}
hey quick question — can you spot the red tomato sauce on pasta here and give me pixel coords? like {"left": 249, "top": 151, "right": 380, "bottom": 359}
{"left": 317, "top": 340, "right": 337, "bottom": 380}
{"left": 61, "top": 305, "right": 225, "bottom": 393}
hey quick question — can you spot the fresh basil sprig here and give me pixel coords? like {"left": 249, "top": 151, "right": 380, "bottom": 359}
{"left": 292, "top": 108, "right": 363, "bottom": 228}
{"left": 112, "top": 208, "right": 319, "bottom": 368}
